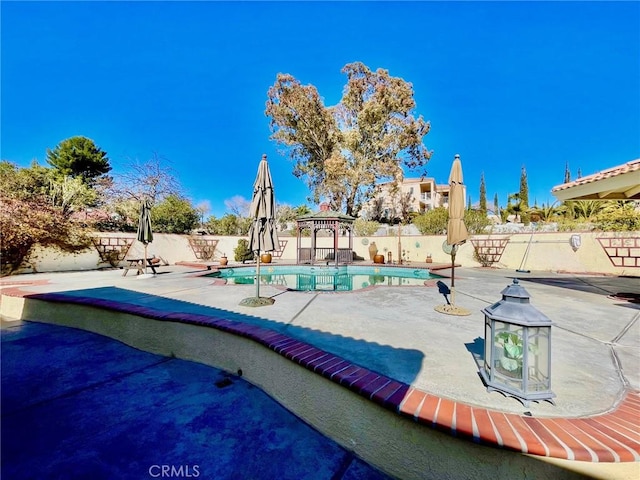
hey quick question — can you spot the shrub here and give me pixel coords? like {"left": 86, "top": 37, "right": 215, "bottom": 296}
{"left": 353, "top": 218, "right": 380, "bottom": 236}
{"left": 234, "top": 239, "right": 254, "bottom": 263}
{"left": 593, "top": 203, "right": 640, "bottom": 231}
{"left": 413, "top": 207, "right": 448, "bottom": 235}
{"left": 1, "top": 196, "right": 91, "bottom": 275}
{"left": 463, "top": 209, "right": 491, "bottom": 234}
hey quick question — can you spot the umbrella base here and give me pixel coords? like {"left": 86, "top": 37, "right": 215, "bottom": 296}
{"left": 239, "top": 297, "right": 275, "bottom": 307}
{"left": 434, "top": 304, "right": 471, "bottom": 316}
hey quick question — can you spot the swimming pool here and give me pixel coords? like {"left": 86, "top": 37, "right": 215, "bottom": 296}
{"left": 208, "top": 265, "right": 442, "bottom": 292}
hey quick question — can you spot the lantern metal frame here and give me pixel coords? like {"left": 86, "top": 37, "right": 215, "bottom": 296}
{"left": 479, "top": 279, "right": 555, "bottom": 407}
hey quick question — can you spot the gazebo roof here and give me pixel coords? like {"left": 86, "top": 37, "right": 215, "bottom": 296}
{"left": 296, "top": 210, "right": 356, "bottom": 223}
{"left": 296, "top": 202, "right": 356, "bottom": 223}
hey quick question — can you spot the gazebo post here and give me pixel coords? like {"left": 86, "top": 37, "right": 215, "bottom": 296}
{"left": 296, "top": 225, "right": 300, "bottom": 264}
{"left": 333, "top": 220, "right": 340, "bottom": 267}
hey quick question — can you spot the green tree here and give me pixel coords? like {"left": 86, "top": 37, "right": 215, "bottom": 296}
{"left": 47, "top": 175, "right": 98, "bottom": 215}
{"left": 294, "top": 205, "right": 312, "bottom": 217}
{"left": 205, "top": 213, "right": 251, "bottom": 236}
{"left": 493, "top": 193, "right": 499, "bottom": 216}
{"left": 276, "top": 204, "right": 296, "bottom": 231}
{"left": 519, "top": 166, "right": 529, "bottom": 209}
{"left": 532, "top": 202, "right": 560, "bottom": 223}
{"left": 413, "top": 207, "right": 448, "bottom": 235}
{"left": 479, "top": 173, "right": 487, "bottom": 214}
{"left": 0, "top": 160, "right": 98, "bottom": 215}
{"left": 151, "top": 195, "right": 199, "bottom": 234}
{"left": 0, "top": 161, "right": 50, "bottom": 201}
{"left": 507, "top": 192, "right": 523, "bottom": 223}
{"left": 564, "top": 161, "right": 571, "bottom": 183}
{"left": 353, "top": 218, "right": 380, "bottom": 236}
{"left": 46, "top": 136, "right": 111, "bottom": 183}
{"left": 464, "top": 209, "right": 490, "bottom": 235}
{"left": 266, "top": 62, "right": 431, "bottom": 217}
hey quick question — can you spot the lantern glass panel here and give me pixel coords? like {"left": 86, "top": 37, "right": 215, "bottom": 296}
{"left": 526, "top": 327, "right": 551, "bottom": 392}
{"left": 493, "top": 321, "right": 524, "bottom": 391}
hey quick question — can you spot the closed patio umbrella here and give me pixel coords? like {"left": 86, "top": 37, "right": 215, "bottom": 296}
{"left": 436, "top": 154, "right": 470, "bottom": 316}
{"left": 446, "top": 155, "right": 469, "bottom": 250}
{"left": 240, "top": 154, "right": 279, "bottom": 307}
{"left": 136, "top": 197, "right": 154, "bottom": 275}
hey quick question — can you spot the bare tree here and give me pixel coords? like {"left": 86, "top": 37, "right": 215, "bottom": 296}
{"left": 397, "top": 191, "right": 414, "bottom": 224}
{"left": 110, "top": 152, "right": 182, "bottom": 205}
{"left": 368, "top": 196, "right": 385, "bottom": 222}
{"left": 195, "top": 200, "right": 211, "bottom": 229}
{"left": 224, "top": 195, "right": 250, "bottom": 217}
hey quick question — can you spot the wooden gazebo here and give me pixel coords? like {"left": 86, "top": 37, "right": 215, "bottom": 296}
{"left": 296, "top": 203, "right": 356, "bottom": 266}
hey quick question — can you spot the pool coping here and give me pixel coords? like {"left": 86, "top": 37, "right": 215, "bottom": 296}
{"left": 2, "top": 284, "right": 639, "bottom": 464}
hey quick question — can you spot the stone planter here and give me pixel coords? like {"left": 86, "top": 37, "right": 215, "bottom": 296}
{"left": 219, "top": 256, "right": 228, "bottom": 266}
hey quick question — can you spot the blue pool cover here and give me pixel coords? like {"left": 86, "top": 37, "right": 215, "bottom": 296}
{"left": 1, "top": 321, "right": 392, "bottom": 480}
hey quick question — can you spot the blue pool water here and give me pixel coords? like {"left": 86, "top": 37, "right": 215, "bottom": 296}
{"left": 208, "top": 265, "right": 442, "bottom": 292}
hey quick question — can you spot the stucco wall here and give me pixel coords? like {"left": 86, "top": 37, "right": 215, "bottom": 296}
{"left": 12, "top": 231, "right": 640, "bottom": 277}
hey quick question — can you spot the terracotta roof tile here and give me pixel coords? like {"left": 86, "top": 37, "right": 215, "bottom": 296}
{"left": 552, "top": 159, "right": 640, "bottom": 192}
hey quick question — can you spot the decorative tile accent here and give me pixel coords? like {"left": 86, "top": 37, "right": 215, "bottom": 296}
{"left": 597, "top": 237, "right": 640, "bottom": 268}
{"left": 470, "top": 238, "right": 510, "bottom": 265}
{"left": 91, "top": 236, "right": 134, "bottom": 265}
{"left": 271, "top": 240, "right": 288, "bottom": 259}
{"left": 187, "top": 237, "right": 219, "bottom": 261}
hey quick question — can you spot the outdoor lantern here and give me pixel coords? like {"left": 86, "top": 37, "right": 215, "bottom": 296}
{"left": 480, "top": 279, "right": 555, "bottom": 407}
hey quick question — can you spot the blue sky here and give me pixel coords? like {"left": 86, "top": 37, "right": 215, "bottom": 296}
{"left": 2, "top": 1, "right": 639, "bottom": 218}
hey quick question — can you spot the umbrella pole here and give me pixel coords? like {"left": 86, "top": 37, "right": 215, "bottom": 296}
{"left": 451, "top": 251, "right": 456, "bottom": 289}
{"left": 255, "top": 252, "right": 261, "bottom": 299}
{"left": 144, "top": 244, "right": 148, "bottom": 275}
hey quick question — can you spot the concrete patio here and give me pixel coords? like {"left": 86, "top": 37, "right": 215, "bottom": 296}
{"left": 1, "top": 264, "right": 638, "bottom": 479}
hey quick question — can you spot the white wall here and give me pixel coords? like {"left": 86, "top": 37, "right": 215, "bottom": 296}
{"left": 11, "top": 231, "right": 640, "bottom": 277}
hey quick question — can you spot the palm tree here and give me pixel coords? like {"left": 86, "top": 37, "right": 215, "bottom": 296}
{"left": 508, "top": 193, "right": 523, "bottom": 222}
{"left": 560, "top": 200, "right": 606, "bottom": 221}
{"left": 533, "top": 202, "right": 560, "bottom": 223}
